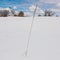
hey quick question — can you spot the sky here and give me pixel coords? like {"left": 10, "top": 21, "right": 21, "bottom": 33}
{"left": 0, "top": 0, "right": 55, "bottom": 9}
{"left": 0, "top": 0, "right": 60, "bottom": 15}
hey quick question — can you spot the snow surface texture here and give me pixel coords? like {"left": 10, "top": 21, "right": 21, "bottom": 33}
{"left": 0, "top": 17, "right": 60, "bottom": 60}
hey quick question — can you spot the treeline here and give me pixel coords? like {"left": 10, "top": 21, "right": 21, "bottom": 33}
{"left": 0, "top": 8, "right": 58, "bottom": 17}
{"left": 0, "top": 10, "right": 24, "bottom": 17}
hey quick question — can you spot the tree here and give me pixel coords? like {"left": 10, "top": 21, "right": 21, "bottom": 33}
{"left": 44, "top": 10, "right": 54, "bottom": 16}
{"left": 0, "top": 10, "right": 9, "bottom": 17}
{"left": 18, "top": 11, "right": 24, "bottom": 17}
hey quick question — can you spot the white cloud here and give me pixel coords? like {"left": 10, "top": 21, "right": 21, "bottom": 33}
{"left": 27, "top": 0, "right": 60, "bottom": 4}
{"left": 50, "top": 8, "right": 60, "bottom": 13}
{"left": 0, "top": 7, "right": 4, "bottom": 10}
{"left": 29, "top": 5, "right": 39, "bottom": 11}
{"left": 56, "top": 3, "right": 60, "bottom": 8}
{"left": 29, "top": 5, "right": 44, "bottom": 14}
{"left": 40, "top": 0, "right": 60, "bottom": 4}
{"left": 24, "top": 12, "right": 32, "bottom": 16}
{"left": 0, "top": 7, "right": 11, "bottom": 12}
{"left": 13, "top": 6, "right": 17, "bottom": 9}
{"left": 5, "top": 8, "right": 11, "bottom": 11}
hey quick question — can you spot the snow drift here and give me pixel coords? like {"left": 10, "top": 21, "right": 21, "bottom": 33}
{"left": 0, "top": 17, "right": 60, "bottom": 60}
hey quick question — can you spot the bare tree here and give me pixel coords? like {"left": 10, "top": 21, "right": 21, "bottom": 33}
{"left": 44, "top": 10, "right": 54, "bottom": 16}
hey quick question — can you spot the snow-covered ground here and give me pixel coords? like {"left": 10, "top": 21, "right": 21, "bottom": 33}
{"left": 0, "top": 17, "right": 60, "bottom": 60}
